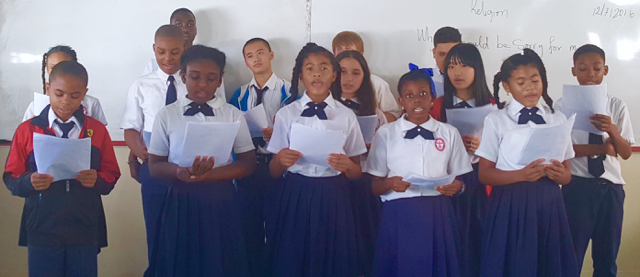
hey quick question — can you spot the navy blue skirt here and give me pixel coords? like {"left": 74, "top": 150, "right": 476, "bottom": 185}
{"left": 349, "top": 173, "right": 382, "bottom": 277}
{"left": 373, "top": 196, "right": 461, "bottom": 277}
{"left": 451, "top": 164, "right": 486, "bottom": 277}
{"left": 153, "top": 180, "right": 250, "bottom": 277}
{"left": 480, "top": 178, "right": 579, "bottom": 277}
{"left": 265, "top": 173, "right": 357, "bottom": 277}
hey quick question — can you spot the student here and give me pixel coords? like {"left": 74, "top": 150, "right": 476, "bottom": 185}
{"left": 475, "top": 49, "right": 579, "bottom": 277}
{"left": 336, "top": 50, "right": 386, "bottom": 277}
{"left": 120, "top": 25, "right": 184, "bottom": 276}
{"left": 4, "top": 61, "right": 120, "bottom": 276}
{"left": 429, "top": 43, "right": 494, "bottom": 277}
{"left": 332, "top": 31, "right": 401, "bottom": 122}
{"left": 23, "top": 45, "right": 108, "bottom": 125}
{"left": 142, "top": 8, "right": 226, "bottom": 102}
{"left": 430, "top": 27, "right": 462, "bottom": 98}
{"left": 555, "top": 44, "right": 633, "bottom": 277}
{"left": 229, "top": 37, "right": 292, "bottom": 276}
{"left": 148, "top": 44, "right": 254, "bottom": 277}
{"left": 266, "top": 42, "right": 367, "bottom": 276}
{"left": 365, "top": 68, "right": 471, "bottom": 277}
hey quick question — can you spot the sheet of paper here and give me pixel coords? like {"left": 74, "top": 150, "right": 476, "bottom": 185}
{"left": 33, "top": 92, "right": 50, "bottom": 115}
{"left": 445, "top": 104, "right": 498, "bottom": 137}
{"left": 178, "top": 121, "right": 241, "bottom": 167}
{"left": 357, "top": 115, "right": 378, "bottom": 143}
{"left": 518, "top": 114, "right": 575, "bottom": 165}
{"left": 404, "top": 172, "right": 456, "bottom": 196}
{"left": 561, "top": 84, "right": 607, "bottom": 134}
{"left": 289, "top": 123, "right": 345, "bottom": 167}
{"left": 244, "top": 104, "right": 270, "bottom": 138}
{"left": 33, "top": 133, "right": 91, "bottom": 181}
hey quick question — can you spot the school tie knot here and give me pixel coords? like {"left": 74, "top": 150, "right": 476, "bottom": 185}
{"left": 453, "top": 101, "right": 472, "bottom": 109}
{"left": 55, "top": 120, "right": 76, "bottom": 139}
{"left": 252, "top": 85, "right": 269, "bottom": 106}
{"left": 518, "top": 107, "right": 545, "bottom": 124}
{"left": 588, "top": 132, "right": 606, "bottom": 178}
{"left": 184, "top": 102, "right": 215, "bottom": 116}
{"left": 166, "top": 75, "right": 177, "bottom": 105}
{"left": 342, "top": 99, "right": 361, "bottom": 111}
{"left": 404, "top": 126, "right": 435, "bottom": 140}
{"left": 300, "top": 102, "right": 328, "bottom": 120}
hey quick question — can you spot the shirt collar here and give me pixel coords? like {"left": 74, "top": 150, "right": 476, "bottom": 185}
{"left": 48, "top": 107, "right": 81, "bottom": 129}
{"left": 179, "top": 94, "right": 225, "bottom": 110}
{"left": 506, "top": 99, "right": 546, "bottom": 118}
{"left": 156, "top": 69, "right": 182, "bottom": 84}
{"left": 453, "top": 95, "right": 476, "bottom": 107}
{"left": 340, "top": 96, "right": 359, "bottom": 103}
{"left": 397, "top": 114, "right": 439, "bottom": 133}
{"left": 249, "top": 73, "right": 278, "bottom": 90}
{"left": 300, "top": 93, "right": 338, "bottom": 109}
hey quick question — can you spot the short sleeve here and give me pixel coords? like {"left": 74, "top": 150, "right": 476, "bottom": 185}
{"left": 22, "top": 102, "right": 35, "bottom": 122}
{"left": 147, "top": 110, "right": 170, "bottom": 157}
{"left": 344, "top": 114, "right": 367, "bottom": 157}
{"left": 120, "top": 81, "right": 144, "bottom": 131}
{"left": 89, "top": 97, "right": 108, "bottom": 126}
{"left": 232, "top": 109, "right": 256, "bottom": 154}
{"left": 266, "top": 110, "right": 290, "bottom": 154}
{"left": 448, "top": 128, "right": 473, "bottom": 176}
{"left": 474, "top": 115, "right": 500, "bottom": 163}
{"left": 372, "top": 75, "right": 401, "bottom": 118}
{"left": 364, "top": 127, "right": 389, "bottom": 178}
{"left": 615, "top": 101, "right": 635, "bottom": 144}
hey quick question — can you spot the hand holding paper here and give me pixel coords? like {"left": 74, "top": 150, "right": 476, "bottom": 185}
{"left": 403, "top": 173, "right": 456, "bottom": 196}
{"left": 275, "top": 148, "right": 302, "bottom": 167}
{"left": 75, "top": 169, "right": 97, "bottom": 188}
{"left": 561, "top": 84, "right": 607, "bottom": 134}
{"left": 385, "top": 176, "right": 411, "bottom": 193}
{"left": 30, "top": 172, "right": 54, "bottom": 191}
{"left": 289, "top": 123, "right": 345, "bottom": 167}
{"left": 518, "top": 114, "right": 575, "bottom": 165}
{"left": 33, "top": 133, "right": 91, "bottom": 181}
{"left": 244, "top": 104, "right": 270, "bottom": 138}
{"left": 178, "top": 121, "right": 241, "bottom": 167}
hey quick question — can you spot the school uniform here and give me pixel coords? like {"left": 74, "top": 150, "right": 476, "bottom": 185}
{"left": 143, "top": 58, "right": 226, "bottom": 102}
{"left": 475, "top": 100, "right": 579, "bottom": 277}
{"left": 146, "top": 95, "right": 253, "bottom": 277}
{"left": 23, "top": 94, "right": 108, "bottom": 126}
{"left": 120, "top": 68, "right": 186, "bottom": 276}
{"left": 430, "top": 95, "right": 493, "bottom": 277}
{"left": 370, "top": 74, "right": 402, "bottom": 118}
{"left": 556, "top": 95, "right": 634, "bottom": 277}
{"left": 265, "top": 93, "right": 367, "bottom": 277}
{"left": 341, "top": 96, "right": 386, "bottom": 277}
{"left": 229, "top": 73, "right": 292, "bottom": 277}
{"left": 365, "top": 115, "right": 471, "bottom": 277}
{"left": 4, "top": 105, "right": 120, "bottom": 277}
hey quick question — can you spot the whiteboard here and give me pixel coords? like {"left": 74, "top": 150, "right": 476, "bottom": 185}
{"left": 0, "top": 0, "right": 308, "bottom": 141}
{"left": 2, "top": 0, "right": 640, "bottom": 143}
{"left": 311, "top": 0, "right": 640, "bottom": 143}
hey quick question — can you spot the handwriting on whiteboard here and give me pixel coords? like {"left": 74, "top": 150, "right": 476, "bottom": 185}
{"left": 593, "top": 3, "right": 635, "bottom": 19}
{"left": 471, "top": 0, "right": 508, "bottom": 22}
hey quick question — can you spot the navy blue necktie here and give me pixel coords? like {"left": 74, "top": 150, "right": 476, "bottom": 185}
{"left": 253, "top": 85, "right": 269, "bottom": 106}
{"left": 453, "top": 101, "right": 472, "bottom": 109}
{"left": 56, "top": 120, "right": 75, "bottom": 139}
{"left": 166, "top": 75, "right": 177, "bottom": 105}
{"left": 404, "top": 126, "right": 435, "bottom": 140}
{"left": 518, "top": 107, "right": 546, "bottom": 124}
{"left": 184, "top": 102, "right": 215, "bottom": 116}
{"left": 301, "top": 102, "right": 328, "bottom": 120}
{"left": 342, "top": 99, "right": 361, "bottom": 111}
{"left": 588, "top": 133, "right": 606, "bottom": 178}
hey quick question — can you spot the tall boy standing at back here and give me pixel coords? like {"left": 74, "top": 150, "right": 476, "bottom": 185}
{"left": 430, "top": 26, "right": 462, "bottom": 98}
{"left": 556, "top": 44, "right": 633, "bottom": 277}
{"left": 121, "top": 25, "right": 185, "bottom": 277}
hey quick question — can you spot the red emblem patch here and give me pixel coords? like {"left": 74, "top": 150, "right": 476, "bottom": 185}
{"left": 435, "top": 138, "right": 445, "bottom": 151}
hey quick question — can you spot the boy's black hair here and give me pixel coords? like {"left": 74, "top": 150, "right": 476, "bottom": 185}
{"left": 155, "top": 24, "right": 184, "bottom": 41}
{"left": 492, "top": 48, "right": 553, "bottom": 112}
{"left": 397, "top": 69, "right": 434, "bottom": 96}
{"left": 180, "top": 44, "right": 226, "bottom": 73}
{"left": 433, "top": 27, "right": 462, "bottom": 47}
{"left": 441, "top": 43, "right": 493, "bottom": 122}
{"left": 288, "top": 42, "right": 341, "bottom": 104}
{"left": 49, "top": 61, "right": 88, "bottom": 87}
{"left": 573, "top": 44, "right": 606, "bottom": 64}
{"left": 336, "top": 50, "right": 376, "bottom": 116}
{"left": 242, "top": 37, "right": 272, "bottom": 55}
{"left": 42, "top": 45, "right": 78, "bottom": 94}
{"left": 170, "top": 8, "right": 195, "bottom": 21}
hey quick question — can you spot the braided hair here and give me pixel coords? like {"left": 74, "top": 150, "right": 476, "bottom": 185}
{"left": 288, "top": 42, "right": 342, "bottom": 104}
{"left": 492, "top": 48, "right": 553, "bottom": 112}
{"left": 41, "top": 45, "right": 77, "bottom": 94}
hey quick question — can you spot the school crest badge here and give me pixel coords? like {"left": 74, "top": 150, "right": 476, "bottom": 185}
{"left": 435, "top": 138, "right": 445, "bottom": 151}
{"left": 87, "top": 129, "right": 94, "bottom": 137}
